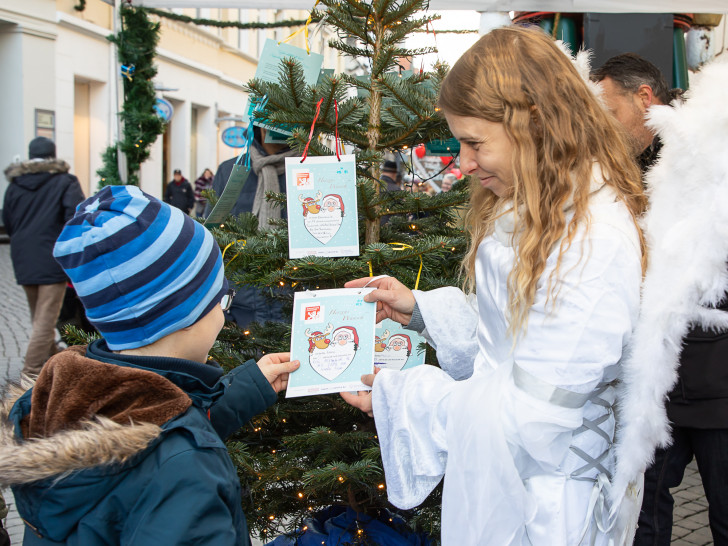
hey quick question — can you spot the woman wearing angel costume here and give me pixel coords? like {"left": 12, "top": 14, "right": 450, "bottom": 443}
{"left": 342, "top": 26, "right": 647, "bottom": 545}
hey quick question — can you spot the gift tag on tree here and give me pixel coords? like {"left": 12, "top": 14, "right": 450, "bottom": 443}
{"left": 204, "top": 161, "right": 250, "bottom": 228}
{"left": 286, "top": 154, "right": 359, "bottom": 258}
{"left": 243, "top": 38, "right": 324, "bottom": 128}
{"left": 374, "top": 319, "right": 427, "bottom": 371}
{"left": 287, "top": 288, "right": 376, "bottom": 398}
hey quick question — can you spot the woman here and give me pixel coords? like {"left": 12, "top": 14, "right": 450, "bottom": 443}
{"left": 194, "top": 168, "right": 213, "bottom": 217}
{"left": 342, "top": 27, "right": 646, "bottom": 545}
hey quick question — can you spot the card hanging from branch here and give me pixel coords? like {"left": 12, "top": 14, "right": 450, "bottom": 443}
{"left": 286, "top": 97, "right": 357, "bottom": 259}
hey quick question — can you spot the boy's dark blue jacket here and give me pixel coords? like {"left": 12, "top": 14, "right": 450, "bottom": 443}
{"left": 0, "top": 339, "right": 276, "bottom": 545}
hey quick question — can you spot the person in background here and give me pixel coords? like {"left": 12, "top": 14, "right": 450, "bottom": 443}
{"left": 380, "top": 160, "right": 401, "bottom": 191}
{"left": 440, "top": 173, "right": 457, "bottom": 192}
{"left": 591, "top": 53, "right": 673, "bottom": 174}
{"left": 164, "top": 169, "right": 194, "bottom": 214}
{"left": 0, "top": 185, "right": 298, "bottom": 545}
{"left": 193, "top": 168, "right": 213, "bottom": 217}
{"left": 2, "top": 136, "right": 85, "bottom": 378}
{"left": 596, "top": 54, "right": 728, "bottom": 546}
{"left": 206, "top": 126, "right": 298, "bottom": 330}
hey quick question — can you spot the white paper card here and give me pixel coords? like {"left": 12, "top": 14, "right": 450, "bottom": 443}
{"left": 287, "top": 288, "right": 376, "bottom": 398}
{"left": 286, "top": 155, "right": 359, "bottom": 259}
{"left": 374, "top": 318, "right": 426, "bottom": 371}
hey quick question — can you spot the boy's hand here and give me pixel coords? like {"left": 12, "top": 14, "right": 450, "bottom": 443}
{"left": 257, "top": 352, "right": 299, "bottom": 393}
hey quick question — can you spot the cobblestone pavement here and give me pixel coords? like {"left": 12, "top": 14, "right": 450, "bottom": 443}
{"left": 0, "top": 243, "right": 716, "bottom": 545}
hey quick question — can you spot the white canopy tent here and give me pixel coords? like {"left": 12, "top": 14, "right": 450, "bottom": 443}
{"left": 131, "top": 0, "right": 728, "bottom": 13}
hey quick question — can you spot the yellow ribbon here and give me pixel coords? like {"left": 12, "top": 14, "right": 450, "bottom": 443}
{"left": 279, "top": 0, "right": 320, "bottom": 54}
{"left": 222, "top": 239, "right": 246, "bottom": 266}
{"left": 367, "top": 243, "right": 423, "bottom": 290}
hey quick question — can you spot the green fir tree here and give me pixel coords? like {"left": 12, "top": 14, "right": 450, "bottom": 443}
{"left": 97, "top": 4, "right": 165, "bottom": 188}
{"left": 207, "top": 0, "right": 470, "bottom": 542}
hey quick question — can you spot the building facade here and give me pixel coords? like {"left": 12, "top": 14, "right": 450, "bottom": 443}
{"left": 0, "top": 0, "right": 345, "bottom": 206}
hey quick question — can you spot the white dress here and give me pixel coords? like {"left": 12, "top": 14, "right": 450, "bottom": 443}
{"left": 372, "top": 178, "right": 642, "bottom": 545}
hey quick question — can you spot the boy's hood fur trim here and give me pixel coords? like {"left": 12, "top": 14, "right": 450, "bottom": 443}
{"left": 0, "top": 390, "right": 161, "bottom": 486}
{"left": 0, "top": 345, "right": 195, "bottom": 487}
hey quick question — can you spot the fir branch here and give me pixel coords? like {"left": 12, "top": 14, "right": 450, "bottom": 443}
{"left": 381, "top": 0, "right": 432, "bottom": 27}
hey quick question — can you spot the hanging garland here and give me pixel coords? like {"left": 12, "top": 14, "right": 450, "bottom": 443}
{"left": 145, "top": 8, "right": 315, "bottom": 30}
{"left": 97, "top": 3, "right": 165, "bottom": 187}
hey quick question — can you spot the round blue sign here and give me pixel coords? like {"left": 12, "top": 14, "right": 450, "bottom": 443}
{"left": 222, "top": 126, "right": 248, "bottom": 148}
{"left": 154, "top": 98, "right": 174, "bottom": 122}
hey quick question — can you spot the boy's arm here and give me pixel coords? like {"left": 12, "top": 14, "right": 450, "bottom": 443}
{"left": 209, "top": 360, "right": 277, "bottom": 439}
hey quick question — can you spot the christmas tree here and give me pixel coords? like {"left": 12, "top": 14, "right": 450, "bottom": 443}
{"left": 207, "top": 0, "right": 470, "bottom": 543}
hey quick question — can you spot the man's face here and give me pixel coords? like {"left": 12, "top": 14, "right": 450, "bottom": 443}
{"left": 173, "top": 173, "right": 182, "bottom": 182}
{"left": 599, "top": 77, "right": 654, "bottom": 155}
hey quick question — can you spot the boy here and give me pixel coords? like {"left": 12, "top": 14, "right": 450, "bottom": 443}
{"left": 0, "top": 185, "right": 298, "bottom": 545}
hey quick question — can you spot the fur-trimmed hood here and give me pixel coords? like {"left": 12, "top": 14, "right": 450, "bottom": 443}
{"left": 0, "top": 346, "right": 191, "bottom": 488}
{"left": 4, "top": 158, "right": 71, "bottom": 185}
{"left": 610, "top": 58, "right": 728, "bottom": 532}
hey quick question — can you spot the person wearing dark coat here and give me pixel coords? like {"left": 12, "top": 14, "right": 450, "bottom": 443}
{"left": 206, "top": 127, "right": 297, "bottom": 329}
{"left": 380, "top": 160, "right": 401, "bottom": 192}
{"left": 2, "top": 136, "right": 85, "bottom": 377}
{"left": 595, "top": 53, "right": 728, "bottom": 545}
{"left": 163, "top": 169, "right": 194, "bottom": 214}
{"left": 0, "top": 185, "right": 298, "bottom": 545}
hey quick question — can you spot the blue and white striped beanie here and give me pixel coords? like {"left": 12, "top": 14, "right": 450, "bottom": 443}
{"left": 53, "top": 185, "right": 227, "bottom": 350}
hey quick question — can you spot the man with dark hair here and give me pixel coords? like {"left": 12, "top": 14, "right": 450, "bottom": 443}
{"left": 595, "top": 55, "right": 728, "bottom": 546}
{"left": 591, "top": 53, "right": 673, "bottom": 173}
{"left": 2, "top": 136, "right": 85, "bottom": 377}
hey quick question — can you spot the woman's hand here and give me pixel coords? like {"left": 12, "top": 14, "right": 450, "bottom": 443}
{"left": 257, "top": 352, "right": 300, "bottom": 393}
{"left": 340, "top": 370, "right": 379, "bottom": 417}
{"left": 345, "top": 276, "right": 416, "bottom": 326}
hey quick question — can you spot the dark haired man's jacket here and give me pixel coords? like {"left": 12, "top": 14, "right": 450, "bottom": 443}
{"left": 667, "top": 294, "right": 728, "bottom": 428}
{"left": 2, "top": 159, "right": 84, "bottom": 285}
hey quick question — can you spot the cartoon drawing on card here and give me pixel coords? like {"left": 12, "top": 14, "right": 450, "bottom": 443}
{"left": 374, "top": 318, "right": 426, "bottom": 371}
{"left": 287, "top": 288, "right": 376, "bottom": 398}
{"left": 306, "top": 323, "right": 359, "bottom": 381}
{"left": 286, "top": 155, "right": 359, "bottom": 259}
{"left": 299, "top": 191, "right": 344, "bottom": 244}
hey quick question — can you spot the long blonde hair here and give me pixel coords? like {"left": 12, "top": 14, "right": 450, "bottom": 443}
{"left": 439, "top": 26, "right": 646, "bottom": 337}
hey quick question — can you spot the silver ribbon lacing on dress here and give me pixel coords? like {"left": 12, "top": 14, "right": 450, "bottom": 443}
{"left": 512, "top": 363, "right": 621, "bottom": 546}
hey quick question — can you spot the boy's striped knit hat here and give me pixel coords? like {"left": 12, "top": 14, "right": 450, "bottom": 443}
{"left": 53, "top": 185, "right": 227, "bottom": 350}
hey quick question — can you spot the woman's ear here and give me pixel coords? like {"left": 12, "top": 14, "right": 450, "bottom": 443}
{"left": 529, "top": 105, "right": 544, "bottom": 141}
{"left": 529, "top": 105, "right": 542, "bottom": 130}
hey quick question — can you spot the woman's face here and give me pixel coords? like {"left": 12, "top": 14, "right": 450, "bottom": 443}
{"left": 444, "top": 113, "right": 515, "bottom": 198}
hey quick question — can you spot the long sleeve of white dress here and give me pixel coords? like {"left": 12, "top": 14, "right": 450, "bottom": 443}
{"left": 372, "top": 186, "right": 642, "bottom": 545}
